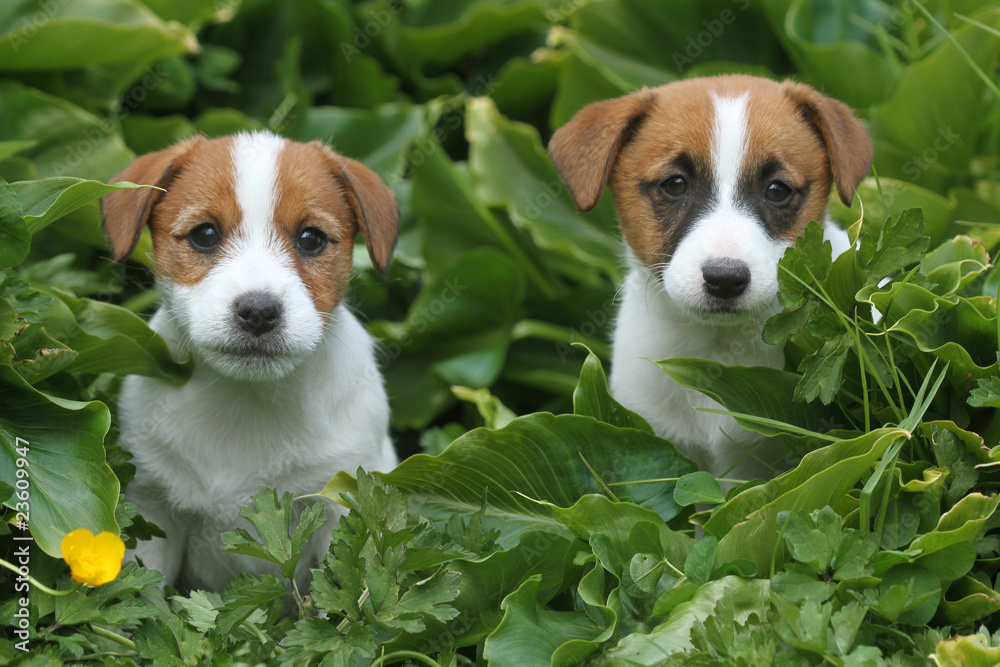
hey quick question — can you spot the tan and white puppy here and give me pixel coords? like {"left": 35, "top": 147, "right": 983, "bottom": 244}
{"left": 101, "top": 131, "right": 399, "bottom": 591}
{"left": 550, "top": 75, "right": 872, "bottom": 480}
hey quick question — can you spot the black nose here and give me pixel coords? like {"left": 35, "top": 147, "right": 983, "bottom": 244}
{"left": 234, "top": 292, "right": 282, "bottom": 336}
{"left": 702, "top": 258, "right": 751, "bottom": 299}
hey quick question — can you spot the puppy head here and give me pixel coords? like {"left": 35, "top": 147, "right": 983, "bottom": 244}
{"left": 550, "top": 75, "right": 872, "bottom": 324}
{"left": 101, "top": 132, "right": 399, "bottom": 380}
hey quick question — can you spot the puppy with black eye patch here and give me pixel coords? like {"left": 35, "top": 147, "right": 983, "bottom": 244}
{"left": 101, "top": 131, "right": 399, "bottom": 592}
{"left": 550, "top": 75, "right": 873, "bottom": 480}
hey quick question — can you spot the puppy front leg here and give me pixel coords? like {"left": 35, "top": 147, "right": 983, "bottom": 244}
{"left": 126, "top": 483, "right": 187, "bottom": 585}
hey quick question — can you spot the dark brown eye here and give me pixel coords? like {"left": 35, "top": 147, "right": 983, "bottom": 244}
{"left": 296, "top": 227, "right": 328, "bottom": 256}
{"left": 659, "top": 175, "right": 688, "bottom": 198}
{"left": 188, "top": 223, "right": 221, "bottom": 253}
{"left": 765, "top": 180, "right": 793, "bottom": 205}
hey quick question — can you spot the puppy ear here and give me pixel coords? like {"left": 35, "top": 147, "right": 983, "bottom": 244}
{"left": 549, "top": 90, "right": 655, "bottom": 212}
{"left": 101, "top": 136, "right": 203, "bottom": 262}
{"left": 317, "top": 143, "right": 399, "bottom": 277}
{"left": 784, "top": 82, "right": 873, "bottom": 207}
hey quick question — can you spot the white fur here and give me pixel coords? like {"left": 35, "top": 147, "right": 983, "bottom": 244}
{"left": 610, "top": 96, "right": 847, "bottom": 481}
{"left": 119, "top": 133, "right": 396, "bottom": 591}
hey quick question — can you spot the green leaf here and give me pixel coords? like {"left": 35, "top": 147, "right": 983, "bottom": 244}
{"left": 673, "top": 472, "right": 725, "bottom": 507}
{"left": 655, "top": 358, "right": 840, "bottom": 436}
{"left": 601, "top": 577, "right": 770, "bottom": 662}
{"left": 777, "top": 221, "right": 833, "bottom": 309}
{"left": 573, "top": 348, "right": 653, "bottom": 434}
{"left": 795, "top": 333, "right": 851, "bottom": 404}
{"left": 0, "top": 179, "right": 28, "bottom": 269}
{"left": 323, "top": 413, "right": 696, "bottom": 547}
{"left": 467, "top": 96, "right": 622, "bottom": 282}
{"left": 932, "top": 633, "right": 1000, "bottom": 667}
{"left": 55, "top": 561, "right": 162, "bottom": 625}
{"left": 222, "top": 488, "right": 325, "bottom": 580}
{"left": 0, "top": 0, "right": 196, "bottom": 71}
{"left": 876, "top": 563, "right": 940, "bottom": 626}
{"left": 706, "top": 429, "right": 907, "bottom": 573}
{"left": 452, "top": 386, "right": 517, "bottom": 429}
{"left": 11, "top": 177, "right": 151, "bottom": 235}
{"left": 684, "top": 535, "right": 718, "bottom": 587}
{"left": 857, "top": 208, "right": 930, "bottom": 284}
{"left": 483, "top": 575, "right": 607, "bottom": 667}
{"left": 779, "top": 507, "right": 842, "bottom": 573}
{"left": 0, "top": 365, "right": 117, "bottom": 556}
{"left": 968, "top": 376, "right": 1000, "bottom": 408}
{"left": 215, "top": 574, "right": 289, "bottom": 637}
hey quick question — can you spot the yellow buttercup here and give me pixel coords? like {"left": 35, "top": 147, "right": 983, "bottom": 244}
{"left": 60, "top": 529, "right": 126, "bottom": 587}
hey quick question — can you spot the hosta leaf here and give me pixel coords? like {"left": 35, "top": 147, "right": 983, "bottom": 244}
{"left": 11, "top": 177, "right": 150, "bottom": 235}
{"left": 324, "top": 414, "right": 695, "bottom": 547}
{"left": 573, "top": 348, "right": 653, "bottom": 434}
{"left": 0, "top": 365, "right": 117, "bottom": 556}
{"left": 0, "top": 179, "right": 28, "bottom": 269}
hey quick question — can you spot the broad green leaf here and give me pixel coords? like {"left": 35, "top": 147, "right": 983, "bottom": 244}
{"left": 467, "top": 96, "right": 622, "bottom": 282}
{"left": 707, "top": 429, "right": 907, "bottom": 572}
{"left": 0, "top": 0, "right": 196, "bottom": 71}
{"left": 0, "top": 80, "right": 134, "bottom": 181}
{"left": 483, "top": 575, "right": 607, "bottom": 667}
{"left": 572, "top": 348, "right": 653, "bottom": 434}
{"left": 373, "top": 247, "right": 526, "bottom": 429}
{"left": 0, "top": 365, "right": 117, "bottom": 556}
{"left": 684, "top": 535, "right": 718, "bottom": 587}
{"left": 0, "top": 140, "right": 35, "bottom": 162}
{"left": 932, "top": 633, "right": 1000, "bottom": 667}
{"left": 9, "top": 286, "right": 191, "bottom": 385}
{"left": 288, "top": 102, "right": 428, "bottom": 179}
{"left": 656, "top": 358, "right": 840, "bottom": 436}
{"left": 674, "top": 472, "right": 725, "bottom": 507}
{"left": 780, "top": 0, "right": 896, "bottom": 107}
{"left": 936, "top": 576, "right": 1000, "bottom": 626}
{"left": 0, "top": 179, "right": 28, "bottom": 269}
{"left": 877, "top": 562, "right": 940, "bottom": 626}
{"left": 11, "top": 177, "right": 150, "bottom": 235}
{"left": 323, "top": 413, "right": 696, "bottom": 547}
{"left": 869, "top": 9, "right": 1000, "bottom": 194}
{"left": 779, "top": 507, "right": 842, "bottom": 574}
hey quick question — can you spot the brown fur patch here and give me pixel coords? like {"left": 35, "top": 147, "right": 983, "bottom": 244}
{"left": 551, "top": 75, "right": 873, "bottom": 267}
{"left": 145, "top": 137, "right": 239, "bottom": 287}
{"left": 274, "top": 141, "right": 358, "bottom": 314}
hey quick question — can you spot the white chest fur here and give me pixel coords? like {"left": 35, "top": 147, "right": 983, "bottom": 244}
{"left": 118, "top": 304, "right": 396, "bottom": 590}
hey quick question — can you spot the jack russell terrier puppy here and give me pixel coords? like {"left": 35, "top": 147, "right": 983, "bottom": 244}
{"left": 550, "top": 75, "right": 872, "bottom": 480}
{"left": 101, "top": 131, "right": 399, "bottom": 591}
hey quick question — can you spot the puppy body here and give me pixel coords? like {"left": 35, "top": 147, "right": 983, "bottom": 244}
{"left": 550, "top": 75, "right": 871, "bottom": 479}
{"left": 103, "top": 132, "right": 399, "bottom": 591}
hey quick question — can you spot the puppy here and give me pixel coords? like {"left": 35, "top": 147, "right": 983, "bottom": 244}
{"left": 550, "top": 75, "right": 872, "bottom": 480}
{"left": 101, "top": 131, "right": 399, "bottom": 591}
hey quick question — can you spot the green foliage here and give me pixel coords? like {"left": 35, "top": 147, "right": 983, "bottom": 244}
{"left": 3, "top": 0, "right": 1000, "bottom": 665}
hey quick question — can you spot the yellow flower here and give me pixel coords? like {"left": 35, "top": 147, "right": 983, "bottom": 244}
{"left": 60, "top": 529, "right": 126, "bottom": 586}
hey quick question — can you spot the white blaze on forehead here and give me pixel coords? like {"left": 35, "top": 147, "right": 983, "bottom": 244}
{"left": 231, "top": 131, "right": 285, "bottom": 246}
{"left": 709, "top": 93, "right": 750, "bottom": 210}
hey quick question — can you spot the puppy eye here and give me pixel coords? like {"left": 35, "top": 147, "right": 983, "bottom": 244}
{"left": 296, "top": 227, "right": 328, "bottom": 256}
{"left": 188, "top": 223, "right": 221, "bottom": 253}
{"left": 659, "top": 175, "right": 688, "bottom": 198}
{"left": 765, "top": 180, "right": 793, "bottom": 205}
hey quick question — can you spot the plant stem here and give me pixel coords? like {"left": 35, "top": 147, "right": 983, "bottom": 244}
{"left": 370, "top": 650, "right": 444, "bottom": 667}
{"left": 88, "top": 625, "right": 136, "bottom": 651}
{"left": 0, "top": 558, "right": 82, "bottom": 597}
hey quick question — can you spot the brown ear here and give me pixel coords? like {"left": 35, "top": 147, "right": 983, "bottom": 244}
{"left": 548, "top": 90, "right": 655, "bottom": 212}
{"left": 784, "top": 82, "right": 873, "bottom": 207}
{"left": 100, "top": 136, "right": 203, "bottom": 261}
{"left": 316, "top": 143, "right": 399, "bottom": 277}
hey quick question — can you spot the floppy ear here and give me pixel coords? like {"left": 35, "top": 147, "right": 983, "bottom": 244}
{"left": 101, "top": 136, "right": 203, "bottom": 262}
{"left": 784, "top": 82, "right": 873, "bottom": 207}
{"left": 316, "top": 143, "right": 399, "bottom": 277}
{"left": 548, "top": 89, "right": 655, "bottom": 212}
